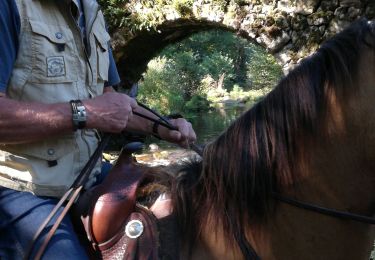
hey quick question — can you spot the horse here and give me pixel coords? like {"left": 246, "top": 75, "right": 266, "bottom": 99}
{"left": 73, "top": 18, "right": 375, "bottom": 260}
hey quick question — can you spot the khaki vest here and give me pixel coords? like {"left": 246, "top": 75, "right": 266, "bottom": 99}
{"left": 0, "top": 0, "right": 111, "bottom": 197}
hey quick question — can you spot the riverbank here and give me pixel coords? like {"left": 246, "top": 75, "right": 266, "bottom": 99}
{"left": 134, "top": 147, "right": 198, "bottom": 166}
{"left": 103, "top": 143, "right": 199, "bottom": 167}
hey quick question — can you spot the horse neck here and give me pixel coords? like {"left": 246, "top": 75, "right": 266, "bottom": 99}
{"left": 264, "top": 105, "right": 375, "bottom": 260}
{"left": 189, "top": 113, "right": 375, "bottom": 260}
{"left": 263, "top": 143, "right": 373, "bottom": 260}
{"left": 186, "top": 131, "right": 375, "bottom": 260}
{"left": 187, "top": 47, "right": 375, "bottom": 259}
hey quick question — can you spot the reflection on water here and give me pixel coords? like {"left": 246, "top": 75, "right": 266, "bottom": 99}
{"left": 150, "top": 101, "right": 255, "bottom": 150}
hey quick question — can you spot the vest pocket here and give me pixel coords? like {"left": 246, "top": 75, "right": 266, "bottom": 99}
{"left": 93, "top": 30, "right": 110, "bottom": 82}
{"left": 3, "top": 137, "right": 76, "bottom": 164}
{"left": 1, "top": 137, "right": 77, "bottom": 189}
{"left": 29, "top": 20, "right": 78, "bottom": 84}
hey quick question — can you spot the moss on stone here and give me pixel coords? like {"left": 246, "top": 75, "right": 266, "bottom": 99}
{"left": 265, "top": 16, "right": 275, "bottom": 26}
{"left": 266, "top": 25, "right": 282, "bottom": 37}
{"left": 291, "top": 14, "right": 308, "bottom": 30}
{"left": 173, "top": 0, "right": 194, "bottom": 17}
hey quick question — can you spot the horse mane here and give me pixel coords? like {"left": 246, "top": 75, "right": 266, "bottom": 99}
{"left": 159, "top": 19, "right": 375, "bottom": 257}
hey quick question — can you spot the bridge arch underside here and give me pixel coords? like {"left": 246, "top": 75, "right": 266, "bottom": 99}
{"left": 114, "top": 20, "right": 238, "bottom": 89}
{"left": 113, "top": 1, "right": 375, "bottom": 89}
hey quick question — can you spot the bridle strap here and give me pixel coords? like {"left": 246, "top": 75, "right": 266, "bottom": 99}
{"left": 239, "top": 192, "right": 375, "bottom": 260}
{"left": 241, "top": 192, "right": 375, "bottom": 260}
{"left": 273, "top": 193, "right": 375, "bottom": 225}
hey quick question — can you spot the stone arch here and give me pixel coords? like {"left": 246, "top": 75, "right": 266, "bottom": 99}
{"left": 110, "top": 0, "right": 375, "bottom": 88}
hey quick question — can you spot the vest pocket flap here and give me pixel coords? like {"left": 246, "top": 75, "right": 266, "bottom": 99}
{"left": 93, "top": 30, "right": 110, "bottom": 81}
{"left": 29, "top": 20, "right": 73, "bottom": 44}
{"left": 4, "top": 137, "right": 75, "bottom": 162}
{"left": 93, "top": 30, "right": 110, "bottom": 51}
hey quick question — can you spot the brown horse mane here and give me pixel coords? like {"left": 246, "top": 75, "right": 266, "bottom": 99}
{"left": 147, "top": 19, "right": 375, "bottom": 257}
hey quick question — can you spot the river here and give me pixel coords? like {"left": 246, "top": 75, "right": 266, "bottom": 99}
{"left": 133, "top": 101, "right": 255, "bottom": 165}
{"left": 152, "top": 101, "right": 254, "bottom": 149}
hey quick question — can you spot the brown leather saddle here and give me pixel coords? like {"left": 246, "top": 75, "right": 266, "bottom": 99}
{"left": 73, "top": 144, "right": 178, "bottom": 259}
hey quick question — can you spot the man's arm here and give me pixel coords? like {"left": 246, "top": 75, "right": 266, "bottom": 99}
{"left": 0, "top": 92, "right": 137, "bottom": 144}
{"left": 0, "top": 86, "right": 196, "bottom": 146}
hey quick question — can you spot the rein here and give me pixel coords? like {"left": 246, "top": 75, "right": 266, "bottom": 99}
{"left": 134, "top": 102, "right": 204, "bottom": 155}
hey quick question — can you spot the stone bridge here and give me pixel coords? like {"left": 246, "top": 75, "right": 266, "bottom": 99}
{"left": 109, "top": 0, "right": 375, "bottom": 89}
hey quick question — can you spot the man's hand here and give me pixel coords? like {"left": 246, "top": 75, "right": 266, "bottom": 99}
{"left": 157, "top": 117, "right": 197, "bottom": 148}
{"left": 83, "top": 92, "right": 138, "bottom": 133}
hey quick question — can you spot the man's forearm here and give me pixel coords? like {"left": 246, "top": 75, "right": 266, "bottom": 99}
{"left": 0, "top": 96, "right": 73, "bottom": 144}
{"left": 0, "top": 87, "right": 140, "bottom": 144}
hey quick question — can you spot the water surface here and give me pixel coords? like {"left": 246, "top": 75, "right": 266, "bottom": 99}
{"left": 150, "top": 101, "right": 255, "bottom": 150}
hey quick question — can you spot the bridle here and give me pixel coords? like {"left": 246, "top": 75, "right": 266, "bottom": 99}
{"left": 273, "top": 193, "right": 375, "bottom": 224}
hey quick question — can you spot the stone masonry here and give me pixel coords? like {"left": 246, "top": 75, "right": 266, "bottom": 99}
{"left": 111, "top": 0, "right": 375, "bottom": 88}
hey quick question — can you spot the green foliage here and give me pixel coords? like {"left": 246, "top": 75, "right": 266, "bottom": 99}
{"left": 229, "top": 84, "right": 244, "bottom": 99}
{"left": 139, "top": 29, "right": 282, "bottom": 113}
{"left": 184, "top": 94, "right": 211, "bottom": 111}
{"left": 137, "top": 58, "right": 181, "bottom": 114}
{"left": 98, "top": 0, "right": 133, "bottom": 31}
{"left": 173, "top": 0, "right": 194, "bottom": 16}
{"left": 166, "top": 51, "right": 203, "bottom": 98}
{"left": 211, "top": 0, "right": 229, "bottom": 11}
{"left": 200, "top": 52, "right": 235, "bottom": 89}
{"left": 247, "top": 45, "right": 284, "bottom": 89}
{"left": 98, "top": 0, "right": 171, "bottom": 32}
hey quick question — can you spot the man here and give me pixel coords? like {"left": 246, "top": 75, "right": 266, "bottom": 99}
{"left": 0, "top": 0, "right": 196, "bottom": 259}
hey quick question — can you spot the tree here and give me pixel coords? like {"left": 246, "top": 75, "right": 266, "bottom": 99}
{"left": 138, "top": 29, "right": 282, "bottom": 113}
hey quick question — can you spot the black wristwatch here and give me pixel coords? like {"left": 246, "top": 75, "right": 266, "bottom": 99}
{"left": 70, "top": 100, "right": 87, "bottom": 131}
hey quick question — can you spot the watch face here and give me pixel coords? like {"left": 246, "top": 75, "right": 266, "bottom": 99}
{"left": 71, "top": 100, "right": 87, "bottom": 129}
{"left": 76, "top": 106, "right": 86, "bottom": 120}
